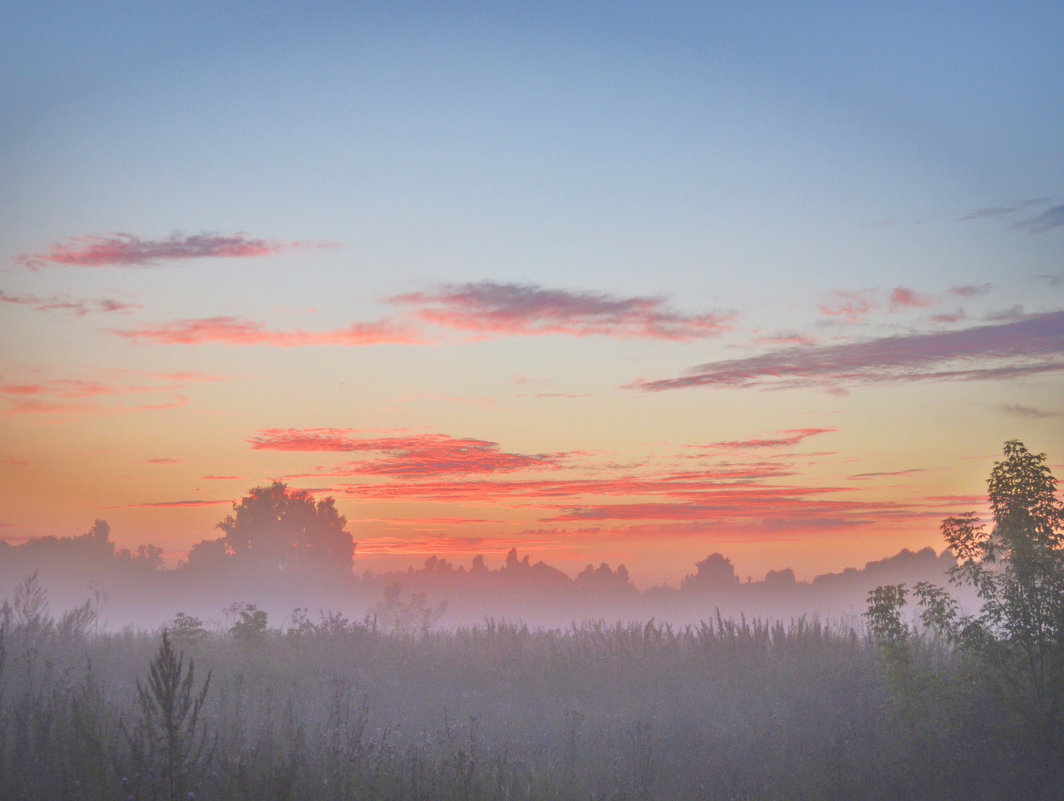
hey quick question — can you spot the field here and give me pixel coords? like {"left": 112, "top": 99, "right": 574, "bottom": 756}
{"left": 1, "top": 599, "right": 1057, "bottom": 801}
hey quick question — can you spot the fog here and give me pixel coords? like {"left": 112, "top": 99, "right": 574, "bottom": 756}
{"left": 0, "top": 517, "right": 973, "bottom": 633}
{"left": 1, "top": 506, "right": 1059, "bottom": 800}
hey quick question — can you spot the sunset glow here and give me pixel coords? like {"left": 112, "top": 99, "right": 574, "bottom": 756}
{"left": 2, "top": 3, "right": 1062, "bottom": 588}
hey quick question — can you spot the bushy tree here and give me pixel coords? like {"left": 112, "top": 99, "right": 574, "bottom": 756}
{"left": 869, "top": 440, "right": 1064, "bottom": 709}
{"left": 942, "top": 440, "right": 1064, "bottom": 701}
{"left": 680, "top": 553, "right": 739, "bottom": 592}
{"left": 217, "top": 481, "right": 355, "bottom": 575}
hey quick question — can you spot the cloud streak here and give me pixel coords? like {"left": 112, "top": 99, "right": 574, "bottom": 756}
{"left": 127, "top": 499, "right": 234, "bottom": 508}
{"left": 634, "top": 310, "right": 1064, "bottom": 391}
{"left": 0, "top": 371, "right": 226, "bottom": 417}
{"left": 691, "top": 428, "right": 836, "bottom": 451}
{"left": 1013, "top": 204, "right": 1064, "bottom": 233}
{"left": 332, "top": 465, "right": 801, "bottom": 504}
{"left": 250, "top": 429, "right": 569, "bottom": 477}
{"left": 113, "top": 316, "right": 422, "bottom": 347}
{"left": 390, "top": 281, "right": 732, "bottom": 340}
{"left": 15, "top": 233, "right": 333, "bottom": 270}
{"left": 1, "top": 290, "right": 139, "bottom": 315}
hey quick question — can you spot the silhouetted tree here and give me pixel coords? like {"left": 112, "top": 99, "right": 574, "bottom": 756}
{"left": 938, "top": 440, "right": 1064, "bottom": 703}
{"left": 179, "top": 536, "right": 229, "bottom": 573}
{"left": 681, "top": 553, "right": 739, "bottom": 592}
{"left": 216, "top": 481, "right": 355, "bottom": 575}
{"left": 868, "top": 440, "right": 1064, "bottom": 784}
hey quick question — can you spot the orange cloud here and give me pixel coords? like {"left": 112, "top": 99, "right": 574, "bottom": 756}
{"left": 114, "top": 316, "right": 423, "bottom": 347}
{"left": 251, "top": 428, "right": 568, "bottom": 476}
{"left": 0, "top": 371, "right": 221, "bottom": 417}
{"left": 690, "top": 428, "right": 836, "bottom": 450}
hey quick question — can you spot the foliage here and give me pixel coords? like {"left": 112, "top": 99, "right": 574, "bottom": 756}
{"left": 680, "top": 552, "right": 739, "bottom": 592}
{"left": 369, "top": 583, "right": 447, "bottom": 635}
{"left": 217, "top": 481, "right": 355, "bottom": 574}
{"left": 9, "top": 571, "right": 52, "bottom": 639}
{"left": 867, "top": 440, "right": 1064, "bottom": 793}
{"left": 128, "top": 632, "right": 212, "bottom": 801}
{"left": 168, "top": 612, "right": 208, "bottom": 649}
{"left": 943, "top": 441, "right": 1064, "bottom": 699}
{"left": 227, "top": 602, "right": 268, "bottom": 644}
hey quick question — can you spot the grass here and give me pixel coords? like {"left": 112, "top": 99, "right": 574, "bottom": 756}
{"left": 0, "top": 602, "right": 1056, "bottom": 800}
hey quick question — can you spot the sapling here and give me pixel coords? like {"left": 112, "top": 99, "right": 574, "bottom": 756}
{"left": 127, "top": 631, "right": 213, "bottom": 801}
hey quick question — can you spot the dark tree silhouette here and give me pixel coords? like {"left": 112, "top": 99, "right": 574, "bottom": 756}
{"left": 680, "top": 553, "right": 739, "bottom": 592}
{"left": 939, "top": 440, "right": 1064, "bottom": 703}
{"left": 217, "top": 481, "right": 355, "bottom": 575}
{"left": 868, "top": 441, "right": 1064, "bottom": 752}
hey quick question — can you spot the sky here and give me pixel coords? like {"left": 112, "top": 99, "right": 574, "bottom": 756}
{"left": 2, "top": 2, "right": 1062, "bottom": 587}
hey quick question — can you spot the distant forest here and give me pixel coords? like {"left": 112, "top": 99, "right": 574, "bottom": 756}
{"left": 1, "top": 487, "right": 963, "bottom": 631}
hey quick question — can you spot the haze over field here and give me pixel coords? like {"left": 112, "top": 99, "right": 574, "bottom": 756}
{"left": 2, "top": 3, "right": 1063, "bottom": 590}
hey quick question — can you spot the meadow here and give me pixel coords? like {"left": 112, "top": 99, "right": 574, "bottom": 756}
{"left": 1, "top": 592, "right": 1055, "bottom": 801}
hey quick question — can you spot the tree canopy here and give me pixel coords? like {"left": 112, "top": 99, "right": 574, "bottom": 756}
{"left": 869, "top": 440, "right": 1064, "bottom": 715}
{"left": 216, "top": 482, "right": 355, "bottom": 575}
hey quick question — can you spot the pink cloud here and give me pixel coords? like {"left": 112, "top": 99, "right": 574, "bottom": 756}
{"left": 362, "top": 517, "right": 492, "bottom": 527}
{"left": 692, "top": 428, "right": 836, "bottom": 450}
{"left": 0, "top": 290, "right": 139, "bottom": 315}
{"left": 538, "top": 493, "right": 947, "bottom": 531}
{"left": 354, "top": 534, "right": 560, "bottom": 557}
{"left": 250, "top": 428, "right": 567, "bottom": 476}
{"left": 0, "top": 371, "right": 221, "bottom": 417}
{"left": 390, "top": 281, "right": 732, "bottom": 340}
{"left": 113, "top": 316, "right": 422, "bottom": 347}
{"left": 818, "top": 290, "right": 876, "bottom": 323}
{"left": 15, "top": 233, "right": 334, "bottom": 270}
{"left": 1, "top": 377, "right": 182, "bottom": 400}
{"left": 333, "top": 465, "right": 798, "bottom": 504}
{"left": 634, "top": 310, "right": 1064, "bottom": 391}
{"left": 888, "top": 287, "right": 935, "bottom": 311}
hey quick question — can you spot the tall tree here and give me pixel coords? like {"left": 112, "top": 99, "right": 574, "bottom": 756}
{"left": 217, "top": 481, "right": 355, "bottom": 575}
{"left": 943, "top": 440, "right": 1064, "bottom": 703}
{"left": 869, "top": 440, "right": 1064, "bottom": 711}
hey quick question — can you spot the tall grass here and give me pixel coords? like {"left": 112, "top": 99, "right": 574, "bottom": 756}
{"left": 0, "top": 598, "right": 1051, "bottom": 800}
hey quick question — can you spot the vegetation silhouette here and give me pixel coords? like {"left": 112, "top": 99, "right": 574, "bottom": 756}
{"left": 867, "top": 440, "right": 1064, "bottom": 796}
{"left": 126, "top": 632, "right": 213, "bottom": 801}
{"left": 217, "top": 481, "right": 355, "bottom": 575}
